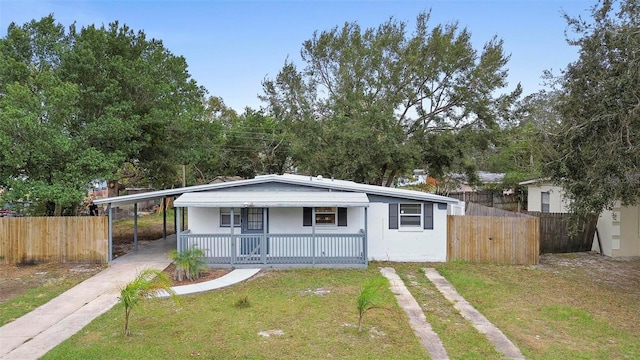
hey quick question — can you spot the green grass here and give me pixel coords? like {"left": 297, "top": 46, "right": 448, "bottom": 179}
{"left": 432, "top": 261, "right": 640, "bottom": 360}
{"left": 30, "top": 242, "right": 640, "bottom": 360}
{"left": 42, "top": 267, "right": 429, "bottom": 360}
{"left": 114, "top": 209, "right": 179, "bottom": 230}
{"left": 0, "top": 269, "right": 103, "bottom": 326}
{"left": 392, "top": 263, "right": 504, "bottom": 360}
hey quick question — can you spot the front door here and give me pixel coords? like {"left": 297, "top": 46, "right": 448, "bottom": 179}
{"left": 240, "top": 208, "right": 265, "bottom": 257}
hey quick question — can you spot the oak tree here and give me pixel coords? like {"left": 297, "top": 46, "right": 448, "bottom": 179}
{"left": 262, "top": 12, "right": 520, "bottom": 186}
{"left": 546, "top": 0, "right": 640, "bottom": 216}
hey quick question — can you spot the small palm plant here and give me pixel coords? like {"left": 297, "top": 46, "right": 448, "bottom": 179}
{"left": 356, "top": 277, "right": 387, "bottom": 333}
{"left": 170, "top": 246, "right": 206, "bottom": 281}
{"left": 119, "top": 268, "right": 175, "bottom": 336}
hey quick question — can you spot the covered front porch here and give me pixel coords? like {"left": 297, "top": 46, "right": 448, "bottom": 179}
{"left": 174, "top": 191, "right": 370, "bottom": 268}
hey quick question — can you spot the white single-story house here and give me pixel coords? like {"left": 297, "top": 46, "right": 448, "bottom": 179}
{"left": 96, "top": 174, "right": 465, "bottom": 268}
{"left": 520, "top": 179, "right": 640, "bottom": 257}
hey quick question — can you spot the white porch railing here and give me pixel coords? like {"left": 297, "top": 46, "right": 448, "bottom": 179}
{"left": 178, "top": 230, "right": 367, "bottom": 267}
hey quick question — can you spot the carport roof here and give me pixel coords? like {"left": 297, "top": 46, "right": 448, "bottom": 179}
{"left": 174, "top": 191, "right": 370, "bottom": 208}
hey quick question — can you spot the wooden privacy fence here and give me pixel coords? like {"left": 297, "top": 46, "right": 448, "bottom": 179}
{"left": 0, "top": 217, "right": 108, "bottom": 265}
{"left": 447, "top": 215, "right": 540, "bottom": 265}
{"left": 525, "top": 212, "right": 597, "bottom": 254}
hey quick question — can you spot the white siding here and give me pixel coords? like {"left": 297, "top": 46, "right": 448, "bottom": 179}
{"left": 188, "top": 207, "right": 226, "bottom": 233}
{"left": 527, "top": 184, "right": 570, "bottom": 213}
{"left": 367, "top": 202, "right": 447, "bottom": 262}
{"left": 526, "top": 183, "right": 638, "bottom": 257}
{"left": 186, "top": 203, "right": 448, "bottom": 262}
{"left": 187, "top": 207, "right": 366, "bottom": 234}
{"left": 268, "top": 207, "right": 365, "bottom": 233}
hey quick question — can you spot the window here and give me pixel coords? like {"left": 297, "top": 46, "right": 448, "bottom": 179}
{"left": 220, "top": 207, "right": 240, "bottom": 227}
{"left": 315, "top": 207, "right": 337, "bottom": 225}
{"left": 399, "top": 204, "right": 422, "bottom": 227}
{"left": 245, "top": 208, "right": 263, "bottom": 230}
{"left": 303, "top": 207, "right": 347, "bottom": 226}
{"left": 389, "top": 203, "right": 433, "bottom": 230}
{"left": 541, "top": 192, "right": 550, "bottom": 213}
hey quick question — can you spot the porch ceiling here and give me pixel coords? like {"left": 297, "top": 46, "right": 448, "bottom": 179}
{"left": 174, "top": 191, "right": 370, "bottom": 208}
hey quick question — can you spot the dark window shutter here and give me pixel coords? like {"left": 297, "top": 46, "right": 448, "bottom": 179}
{"left": 338, "top": 207, "right": 347, "bottom": 226}
{"left": 303, "top": 207, "right": 312, "bottom": 226}
{"left": 424, "top": 202, "right": 434, "bottom": 230}
{"left": 389, "top": 204, "right": 398, "bottom": 229}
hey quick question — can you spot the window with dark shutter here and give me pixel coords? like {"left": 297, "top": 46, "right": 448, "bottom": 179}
{"left": 338, "top": 207, "right": 347, "bottom": 226}
{"left": 389, "top": 203, "right": 398, "bottom": 229}
{"left": 424, "top": 202, "right": 434, "bottom": 230}
{"left": 303, "top": 207, "right": 312, "bottom": 226}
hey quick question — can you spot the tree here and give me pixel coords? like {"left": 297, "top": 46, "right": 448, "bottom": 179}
{"left": 546, "top": 0, "right": 640, "bottom": 216}
{"left": 261, "top": 12, "right": 521, "bottom": 186}
{"left": 356, "top": 277, "right": 387, "bottom": 333}
{"left": 0, "top": 16, "right": 206, "bottom": 214}
{"left": 0, "top": 16, "right": 101, "bottom": 215}
{"left": 59, "top": 20, "right": 206, "bottom": 192}
{"left": 218, "top": 108, "right": 291, "bottom": 178}
{"left": 483, "top": 90, "right": 562, "bottom": 187}
{"left": 119, "top": 268, "right": 175, "bottom": 336}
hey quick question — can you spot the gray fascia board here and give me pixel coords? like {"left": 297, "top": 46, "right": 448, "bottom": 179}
{"left": 93, "top": 174, "right": 460, "bottom": 206}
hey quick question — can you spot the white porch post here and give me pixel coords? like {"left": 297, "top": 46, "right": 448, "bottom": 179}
{"left": 176, "top": 207, "right": 181, "bottom": 252}
{"left": 363, "top": 207, "right": 368, "bottom": 264}
{"left": 312, "top": 207, "right": 316, "bottom": 265}
{"left": 230, "top": 208, "right": 236, "bottom": 264}
{"left": 261, "top": 208, "right": 267, "bottom": 264}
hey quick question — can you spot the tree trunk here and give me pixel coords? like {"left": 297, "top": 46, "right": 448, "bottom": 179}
{"left": 124, "top": 308, "right": 131, "bottom": 336}
{"left": 45, "top": 201, "right": 56, "bottom": 216}
{"left": 384, "top": 169, "right": 397, "bottom": 187}
{"left": 108, "top": 180, "right": 122, "bottom": 198}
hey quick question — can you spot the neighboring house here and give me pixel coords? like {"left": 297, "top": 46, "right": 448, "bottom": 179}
{"left": 97, "top": 174, "right": 465, "bottom": 268}
{"left": 450, "top": 171, "right": 506, "bottom": 193}
{"left": 398, "top": 170, "right": 506, "bottom": 191}
{"left": 519, "top": 179, "right": 640, "bottom": 257}
{"left": 519, "top": 178, "right": 570, "bottom": 213}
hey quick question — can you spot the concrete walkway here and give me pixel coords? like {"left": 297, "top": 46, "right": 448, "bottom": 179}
{"left": 380, "top": 267, "right": 449, "bottom": 360}
{"left": 424, "top": 268, "right": 525, "bottom": 360}
{"left": 0, "top": 236, "right": 258, "bottom": 360}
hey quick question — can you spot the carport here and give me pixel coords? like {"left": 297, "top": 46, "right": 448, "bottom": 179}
{"left": 94, "top": 180, "right": 248, "bottom": 261}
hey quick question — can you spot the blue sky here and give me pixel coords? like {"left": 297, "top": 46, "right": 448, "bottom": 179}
{"left": 1, "top": 0, "right": 593, "bottom": 113}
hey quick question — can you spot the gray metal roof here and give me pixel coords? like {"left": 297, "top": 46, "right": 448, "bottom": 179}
{"left": 94, "top": 174, "right": 461, "bottom": 206}
{"left": 174, "top": 191, "right": 370, "bottom": 208}
{"left": 518, "top": 177, "right": 552, "bottom": 186}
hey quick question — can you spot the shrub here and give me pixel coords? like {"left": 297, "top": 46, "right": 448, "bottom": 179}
{"left": 119, "top": 269, "right": 175, "bottom": 336}
{"left": 234, "top": 295, "right": 251, "bottom": 308}
{"left": 356, "top": 277, "right": 388, "bottom": 333}
{"left": 170, "top": 246, "right": 206, "bottom": 282}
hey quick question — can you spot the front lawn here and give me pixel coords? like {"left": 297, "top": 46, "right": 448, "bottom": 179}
{"left": 395, "top": 255, "right": 640, "bottom": 360}
{"left": 42, "top": 267, "right": 428, "bottom": 360}
{"left": 41, "top": 255, "right": 640, "bottom": 359}
{"left": 0, "top": 263, "right": 104, "bottom": 326}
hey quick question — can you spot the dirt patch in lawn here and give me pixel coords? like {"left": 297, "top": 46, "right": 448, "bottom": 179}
{"left": 0, "top": 262, "right": 105, "bottom": 303}
{"left": 162, "top": 263, "right": 231, "bottom": 286}
{"left": 537, "top": 252, "right": 640, "bottom": 296}
{"left": 112, "top": 226, "right": 171, "bottom": 258}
